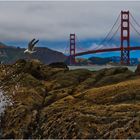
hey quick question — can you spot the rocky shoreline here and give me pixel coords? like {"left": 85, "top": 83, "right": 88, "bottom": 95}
{"left": 0, "top": 59, "right": 140, "bottom": 139}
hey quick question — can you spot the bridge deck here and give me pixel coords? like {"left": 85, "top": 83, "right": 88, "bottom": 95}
{"left": 75, "top": 46, "right": 140, "bottom": 56}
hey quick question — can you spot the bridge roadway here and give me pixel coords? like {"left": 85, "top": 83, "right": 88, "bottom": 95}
{"left": 74, "top": 46, "right": 140, "bottom": 56}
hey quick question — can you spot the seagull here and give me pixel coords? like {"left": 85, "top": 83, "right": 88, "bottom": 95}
{"left": 24, "top": 38, "right": 39, "bottom": 54}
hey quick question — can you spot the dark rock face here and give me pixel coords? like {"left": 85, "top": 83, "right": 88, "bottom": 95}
{"left": 48, "top": 62, "right": 69, "bottom": 70}
{"left": 0, "top": 60, "right": 139, "bottom": 139}
{"left": 135, "top": 64, "right": 140, "bottom": 75}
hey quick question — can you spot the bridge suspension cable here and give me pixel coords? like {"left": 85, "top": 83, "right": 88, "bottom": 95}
{"left": 91, "top": 24, "right": 120, "bottom": 50}
{"left": 130, "top": 12, "right": 140, "bottom": 29}
{"left": 128, "top": 12, "right": 140, "bottom": 47}
{"left": 105, "top": 24, "right": 120, "bottom": 45}
{"left": 130, "top": 21, "right": 140, "bottom": 46}
{"left": 97, "top": 13, "right": 120, "bottom": 48}
{"left": 75, "top": 35, "right": 87, "bottom": 52}
{"left": 64, "top": 38, "right": 70, "bottom": 55}
{"left": 130, "top": 21, "right": 140, "bottom": 37}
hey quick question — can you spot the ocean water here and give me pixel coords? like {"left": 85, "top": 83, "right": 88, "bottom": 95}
{"left": 69, "top": 65, "right": 137, "bottom": 72}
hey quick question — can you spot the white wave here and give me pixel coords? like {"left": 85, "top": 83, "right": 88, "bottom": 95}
{"left": 0, "top": 90, "right": 13, "bottom": 117}
{"left": 0, "top": 89, "right": 13, "bottom": 137}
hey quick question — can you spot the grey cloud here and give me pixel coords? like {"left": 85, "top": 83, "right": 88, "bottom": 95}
{"left": 0, "top": 1, "right": 140, "bottom": 41}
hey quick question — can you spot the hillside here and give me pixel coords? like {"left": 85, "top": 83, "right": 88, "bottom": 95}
{"left": 88, "top": 56, "right": 112, "bottom": 65}
{"left": 70, "top": 56, "right": 139, "bottom": 66}
{"left": 0, "top": 59, "right": 140, "bottom": 139}
{"left": 0, "top": 42, "right": 7, "bottom": 47}
{"left": 0, "top": 46, "right": 67, "bottom": 64}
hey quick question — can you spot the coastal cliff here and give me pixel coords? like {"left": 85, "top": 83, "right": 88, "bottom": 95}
{"left": 0, "top": 59, "right": 140, "bottom": 139}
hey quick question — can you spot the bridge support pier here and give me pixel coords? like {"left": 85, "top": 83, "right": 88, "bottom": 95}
{"left": 69, "top": 33, "right": 76, "bottom": 65}
{"left": 120, "top": 11, "right": 130, "bottom": 65}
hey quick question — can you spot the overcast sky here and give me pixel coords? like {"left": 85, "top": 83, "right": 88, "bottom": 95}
{"left": 0, "top": 1, "right": 140, "bottom": 40}
{"left": 1, "top": 1, "right": 140, "bottom": 57}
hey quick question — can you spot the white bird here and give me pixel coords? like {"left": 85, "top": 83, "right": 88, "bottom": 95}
{"left": 24, "top": 38, "right": 39, "bottom": 54}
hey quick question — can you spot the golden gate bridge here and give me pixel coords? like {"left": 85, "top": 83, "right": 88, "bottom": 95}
{"left": 66, "top": 11, "right": 140, "bottom": 65}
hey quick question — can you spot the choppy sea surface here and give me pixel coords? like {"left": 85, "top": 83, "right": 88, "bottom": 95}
{"left": 69, "top": 65, "right": 137, "bottom": 72}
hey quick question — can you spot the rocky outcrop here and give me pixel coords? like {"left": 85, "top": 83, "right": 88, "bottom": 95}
{"left": 0, "top": 59, "right": 139, "bottom": 139}
{"left": 48, "top": 62, "right": 68, "bottom": 69}
{"left": 135, "top": 64, "right": 140, "bottom": 75}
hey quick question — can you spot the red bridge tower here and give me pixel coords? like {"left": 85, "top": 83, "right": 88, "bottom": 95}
{"left": 69, "top": 33, "right": 76, "bottom": 65}
{"left": 121, "top": 11, "right": 130, "bottom": 65}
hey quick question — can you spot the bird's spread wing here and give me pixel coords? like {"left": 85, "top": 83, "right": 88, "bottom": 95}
{"left": 28, "top": 38, "right": 36, "bottom": 51}
{"left": 32, "top": 40, "right": 39, "bottom": 48}
{"left": 32, "top": 39, "right": 39, "bottom": 51}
